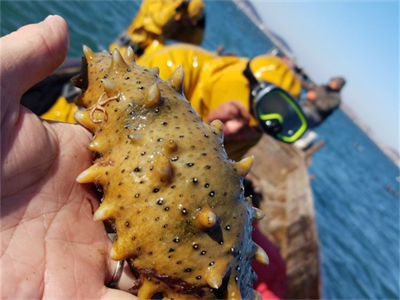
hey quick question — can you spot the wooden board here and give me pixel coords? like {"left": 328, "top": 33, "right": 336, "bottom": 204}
{"left": 246, "top": 135, "right": 321, "bottom": 299}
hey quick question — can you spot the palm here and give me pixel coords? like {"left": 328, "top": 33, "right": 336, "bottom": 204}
{"left": 1, "top": 100, "right": 115, "bottom": 299}
{"left": 1, "top": 16, "right": 137, "bottom": 299}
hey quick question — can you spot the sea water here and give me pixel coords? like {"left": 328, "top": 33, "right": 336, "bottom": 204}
{"left": 1, "top": 1, "right": 399, "bottom": 299}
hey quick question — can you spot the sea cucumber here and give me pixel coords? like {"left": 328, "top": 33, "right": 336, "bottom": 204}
{"left": 74, "top": 46, "right": 268, "bottom": 299}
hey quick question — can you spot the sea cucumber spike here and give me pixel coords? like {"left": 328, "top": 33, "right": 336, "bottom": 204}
{"left": 83, "top": 45, "right": 95, "bottom": 62}
{"left": 234, "top": 156, "right": 254, "bottom": 177}
{"left": 76, "top": 165, "right": 98, "bottom": 183}
{"left": 254, "top": 207, "right": 265, "bottom": 220}
{"left": 71, "top": 74, "right": 86, "bottom": 90}
{"left": 227, "top": 280, "right": 242, "bottom": 300}
{"left": 101, "top": 78, "right": 117, "bottom": 95}
{"left": 196, "top": 206, "right": 217, "bottom": 229}
{"left": 124, "top": 46, "right": 136, "bottom": 64}
{"left": 167, "top": 65, "right": 184, "bottom": 94}
{"left": 254, "top": 291, "right": 262, "bottom": 300}
{"left": 204, "top": 269, "right": 223, "bottom": 289}
{"left": 149, "top": 66, "right": 160, "bottom": 75}
{"left": 254, "top": 244, "right": 269, "bottom": 265}
{"left": 143, "top": 83, "right": 163, "bottom": 108}
{"left": 110, "top": 243, "right": 122, "bottom": 260}
{"left": 93, "top": 204, "right": 114, "bottom": 221}
{"left": 210, "top": 119, "right": 224, "bottom": 139}
{"left": 153, "top": 156, "right": 174, "bottom": 183}
{"left": 74, "top": 110, "right": 100, "bottom": 132}
{"left": 88, "top": 140, "right": 102, "bottom": 152}
{"left": 166, "top": 140, "right": 178, "bottom": 153}
{"left": 110, "top": 48, "right": 129, "bottom": 71}
{"left": 138, "top": 279, "right": 161, "bottom": 300}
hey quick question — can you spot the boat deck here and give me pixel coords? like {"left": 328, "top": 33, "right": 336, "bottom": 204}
{"left": 246, "top": 135, "right": 321, "bottom": 299}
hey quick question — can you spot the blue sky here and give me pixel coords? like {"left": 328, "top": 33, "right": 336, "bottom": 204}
{"left": 249, "top": 0, "right": 399, "bottom": 152}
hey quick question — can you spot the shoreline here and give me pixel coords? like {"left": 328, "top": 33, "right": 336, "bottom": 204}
{"left": 340, "top": 103, "right": 400, "bottom": 168}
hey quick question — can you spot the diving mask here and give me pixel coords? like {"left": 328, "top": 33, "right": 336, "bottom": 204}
{"left": 243, "top": 60, "right": 308, "bottom": 143}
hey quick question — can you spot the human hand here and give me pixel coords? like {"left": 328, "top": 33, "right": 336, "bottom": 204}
{"left": 0, "top": 16, "right": 138, "bottom": 299}
{"left": 306, "top": 90, "right": 317, "bottom": 101}
{"left": 207, "top": 101, "right": 257, "bottom": 140}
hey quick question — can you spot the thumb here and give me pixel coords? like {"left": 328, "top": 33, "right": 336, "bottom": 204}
{"left": 1, "top": 15, "right": 69, "bottom": 109}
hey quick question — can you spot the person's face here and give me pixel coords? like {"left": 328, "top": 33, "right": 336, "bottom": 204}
{"left": 328, "top": 79, "right": 340, "bottom": 90}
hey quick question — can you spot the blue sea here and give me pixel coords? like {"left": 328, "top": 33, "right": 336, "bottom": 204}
{"left": 1, "top": 1, "right": 399, "bottom": 299}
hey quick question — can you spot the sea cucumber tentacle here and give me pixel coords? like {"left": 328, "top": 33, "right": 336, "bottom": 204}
{"left": 74, "top": 46, "right": 266, "bottom": 300}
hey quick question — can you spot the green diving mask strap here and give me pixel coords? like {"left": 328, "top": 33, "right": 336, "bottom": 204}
{"left": 243, "top": 59, "right": 308, "bottom": 143}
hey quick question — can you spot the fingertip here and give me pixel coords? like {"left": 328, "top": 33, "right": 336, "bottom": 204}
{"left": 2, "top": 15, "right": 70, "bottom": 99}
{"left": 40, "top": 15, "right": 70, "bottom": 65}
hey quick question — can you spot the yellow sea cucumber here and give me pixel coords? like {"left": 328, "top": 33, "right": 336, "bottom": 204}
{"left": 74, "top": 46, "right": 267, "bottom": 299}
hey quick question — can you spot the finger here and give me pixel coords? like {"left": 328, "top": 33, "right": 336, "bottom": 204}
{"left": 101, "top": 287, "right": 140, "bottom": 300}
{"left": 224, "top": 119, "right": 244, "bottom": 136}
{"left": 207, "top": 101, "right": 239, "bottom": 123}
{"left": 231, "top": 101, "right": 251, "bottom": 123}
{"left": 1, "top": 15, "right": 69, "bottom": 103}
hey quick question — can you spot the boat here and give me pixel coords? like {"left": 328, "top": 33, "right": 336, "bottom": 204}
{"left": 246, "top": 135, "right": 322, "bottom": 299}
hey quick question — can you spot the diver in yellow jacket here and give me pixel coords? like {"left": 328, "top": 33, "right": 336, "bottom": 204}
{"left": 137, "top": 44, "right": 304, "bottom": 160}
{"left": 109, "top": 0, "right": 205, "bottom": 56}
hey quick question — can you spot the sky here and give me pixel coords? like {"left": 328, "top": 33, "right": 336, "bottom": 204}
{"left": 249, "top": 0, "right": 399, "bottom": 153}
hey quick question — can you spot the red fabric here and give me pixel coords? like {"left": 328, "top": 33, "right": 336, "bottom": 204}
{"left": 252, "top": 226, "right": 287, "bottom": 299}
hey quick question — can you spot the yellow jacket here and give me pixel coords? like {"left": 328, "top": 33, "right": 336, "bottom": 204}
{"left": 138, "top": 44, "right": 301, "bottom": 124}
{"left": 109, "top": 0, "right": 205, "bottom": 57}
